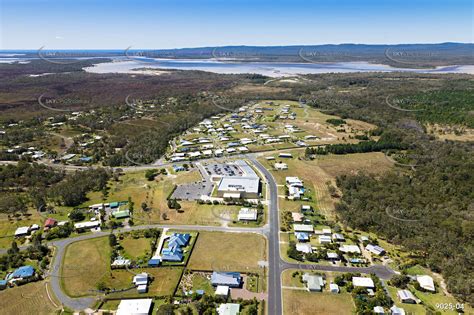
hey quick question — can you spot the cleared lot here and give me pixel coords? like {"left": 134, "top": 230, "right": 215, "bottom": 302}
{"left": 188, "top": 231, "right": 266, "bottom": 273}
{"left": 283, "top": 290, "right": 355, "bottom": 315}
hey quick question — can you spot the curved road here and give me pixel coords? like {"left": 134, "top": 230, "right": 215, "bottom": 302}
{"left": 46, "top": 223, "right": 267, "bottom": 310}
{"left": 3, "top": 156, "right": 396, "bottom": 312}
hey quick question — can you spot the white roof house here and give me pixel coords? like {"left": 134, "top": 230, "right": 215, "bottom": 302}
{"left": 215, "top": 285, "right": 230, "bottom": 297}
{"left": 329, "top": 283, "right": 340, "bottom": 293}
{"left": 397, "top": 289, "right": 417, "bottom": 304}
{"left": 237, "top": 208, "right": 258, "bottom": 221}
{"left": 352, "top": 277, "right": 375, "bottom": 288}
{"left": 14, "top": 226, "right": 30, "bottom": 237}
{"left": 133, "top": 273, "right": 149, "bottom": 286}
{"left": 339, "top": 244, "right": 361, "bottom": 254}
{"left": 416, "top": 275, "right": 435, "bottom": 292}
{"left": 319, "top": 235, "right": 332, "bottom": 244}
{"left": 390, "top": 305, "right": 406, "bottom": 315}
{"left": 217, "top": 303, "right": 240, "bottom": 315}
{"left": 296, "top": 243, "right": 313, "bottom": 254}
{"left": 286, "top": 176, "right": 303, "bottom": 186}
{"left": 116, "top": 299, "right": 153, "bottom": 315}
{"left": 293, "top": 224, "right": 314, "bottom": 232}
{"left": 74, "top": 221, "right": 100, "bottom": 230}
{"left": 374, "top": 306, "right": 385, "bottom": 314}
{"left": 274, "top": 162, "right": 288, "bottom": 170}
{"left": 366, "top": 244, "right": 386, "bottom": 256}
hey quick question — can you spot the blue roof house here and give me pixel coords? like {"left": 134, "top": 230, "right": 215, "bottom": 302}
{"left": 147, "top": 258, "right": 161, "bottom": 267}
{"left": 161, "top": 245, "right": 184, "bottom": 262}
{"left": 8, "top": 265, "right": 35, "bottom": 280}
{"left": 211, "top": 272, "right": 242, "bottom": 288}
{"left": 295, "top": 232, "right": 310, "bottom": 242}
{"left": 173, "top": 165, "right": 185, "bottom": 172}
{"left": 168, "top": 233, "right": 191, "bottom": 248}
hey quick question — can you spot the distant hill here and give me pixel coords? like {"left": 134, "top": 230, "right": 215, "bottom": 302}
{"left": 128, "top": 43, "right": 474, "bottom": 68}
{"left": 2, "top": 43, "right": 473, "bottom": 68}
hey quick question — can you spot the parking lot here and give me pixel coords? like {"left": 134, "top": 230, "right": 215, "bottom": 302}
{"left": 204, "top": 162, "right": 244, "bottom": 177}
{"left": 171, "top": 181, "right": 213, "bottom": 201}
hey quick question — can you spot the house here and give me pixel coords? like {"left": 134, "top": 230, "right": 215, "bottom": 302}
{"left": 286, "top": 177, "right": 304, "bottom": 199}
{"left": 147, "top": 258, "right": 161, "bottom": 267}
{"left": 319, "top": 235, "right": 332, "bottom": 244}
{"left": 374, "top": 306, "right": 385, "bottom": 314}
{"left": 217, "top": 303, "right": 240, "bottom": 315}
{"left": 133, "top": 273, "right": 148, "bottom": 286}
{"left": 322, "top": 228, "right": 331, "bottom": 235}
{"left": 329, "top": 283, "right": 340, "bottom": 293}
{"left": 173, "top": 165, "right": 186, "bottom": 172}
{"left": 332, "top": 233, "right": 345, "bottom": 242}
{"left": 116, "top": 298, "right": 153, "bottom": 315}
{"left": 211, "top": 272, "right": 242, "bottom": 288}
{"left": 14, "top": 226, "right": 30, "bottom": 237}
{"left": 112, "top": 210, "right": 130, "bottom": 219}
{"left": 416, "top": 275, "right": 435, "bottom": 292}
{"left": 0, "top": 280, "right": 7, "bottom": 290}
{"left": 296, "top": 243, "right": 312, "bottom": 253}
{"left": 44, "top": 218, "right": 57, "bottom": 230}
{"left": 215, "top": 285, "right": 230, "bottom": 297}
{"left": 390, "top": 305, "right": 405, "bottom": 315}
{"left": 339, "top": 244, "right": 361, "bottom": 254}
{"left": 279, "top": 153, "right": 293, "bottom": 158}
{"left": 352, "top": 277, "right": 375, "bottom": 288}
{"left": 295, "top": 232, "right": 310, "bottom": 242}
{"left": 397, "top": 289, "right": 417, "bottom": 304}
{"left": 7, "top": 265, "right": 35, "bottom": 282}
{"left": 161, "top": 245, "right": 184, "bottom": 262}
{"left": 74, "top": 221, "right": 100, "bottom": 231}
{"left": 365, "top": 244, "right": 386, "bottom": 256}
{"left": 301, "top": 205, "right": 312, "bottom": 212}
{"left": 327, "top": 252, "right": 339, "bottom": 260}
{"left": 133, "top": 273, "right": 149, "bottom": 293}
{"left": 293, "top": 224, "right": 313, "bottom": 233}
{"left": 112, "top": 257, "right": 131, "bottom": 268}
{"left": 274, "top": 162, "right": 288, "bottom": 170}
{"left": 237, "top": 208, "right": 258, "bottom": 221}
{"left": 168, "top": 233, "right": 191, "bottom": 248}
{"left": 302, "top": 273, "right": 324, "bottom": 292}
{"left": 291, "top": 212, "right": 304, "bottom": 222}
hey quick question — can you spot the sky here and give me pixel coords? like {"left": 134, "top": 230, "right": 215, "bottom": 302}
{"left": 1, "top": 0, "right": 473, "bottom": 49}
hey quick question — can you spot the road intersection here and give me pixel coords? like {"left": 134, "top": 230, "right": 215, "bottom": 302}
{"left": 1, "top": 155, "right": 396, "bottom": 313}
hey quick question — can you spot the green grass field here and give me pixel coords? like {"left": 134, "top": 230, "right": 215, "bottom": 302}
{"left": 104, "top": 267, "right": 183, "bottom": 298}
{"left": 61, "top": 236, "right": 111, "bottom": 297}
{"left": 120, "top": 237, "right": 152, "bottom": 260}
{"left": 0, "top": 281, "right": 60, "bottom": 315}
{"left": 283, "top": 290, "right": 355, "bottom": 315}
{"left": 187, "top": 231, "right": 266, "bottom": 273}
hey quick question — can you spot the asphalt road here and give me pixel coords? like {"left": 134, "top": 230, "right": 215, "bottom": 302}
{"left": 45, "top": 223, "right": 266, "bottom": 310}
{"left": 2, "top": 155, "right": 397, "bottom": 312}
{"left": 250, "top": 157, "right": 283, "bottom": 315}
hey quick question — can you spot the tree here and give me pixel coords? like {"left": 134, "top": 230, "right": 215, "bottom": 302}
{"left": 141, "top": 202, "right": 148, "bottom": 211}
{"left": 128, "top": 197, "right": 134, "bottom": 213}
{"left": 145, "top": 169, "right": 158, "bottom": 181}
{"left": 97, "top": 281, "right": 107, "bottom": 292}
{"left": 68, "top": 209, "right": 85, "bottom": 222}
{"left": 109, "top": 234, "right": 117, "bottom": 247}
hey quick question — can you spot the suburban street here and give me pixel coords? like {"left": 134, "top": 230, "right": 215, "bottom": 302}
{"left": 1, "top": 156, "right": 396, "bottom": 313}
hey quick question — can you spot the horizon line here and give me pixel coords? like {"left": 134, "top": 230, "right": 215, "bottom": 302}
{"left": 1, "top": 42, "right": 473, "bottom": 51}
